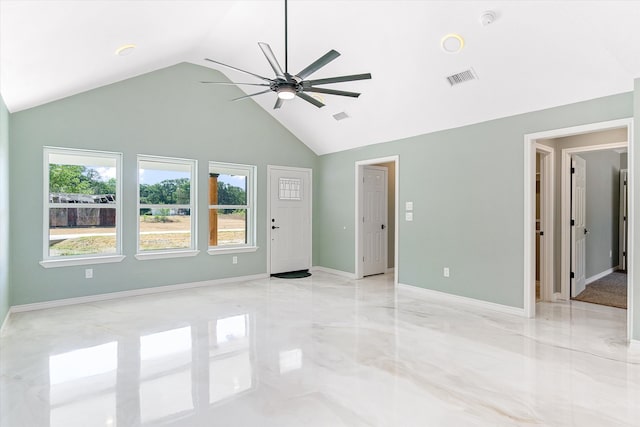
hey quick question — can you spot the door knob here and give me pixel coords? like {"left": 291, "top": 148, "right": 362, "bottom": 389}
{"left": 381, "top": 224, "right": 386, "bottom": 230}
{"left": 272, "top": 225, "right": 280, "bottom": 229}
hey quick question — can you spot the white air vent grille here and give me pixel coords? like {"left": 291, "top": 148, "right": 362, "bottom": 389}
{"left": 446, "top": 68, "right": 477, "bottom": 86}
{"left": 333, "top": 111, "right": 350, "bottom": 121}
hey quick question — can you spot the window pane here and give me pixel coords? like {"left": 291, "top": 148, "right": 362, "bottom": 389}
{"left": 49, "top": 158, "right": 116, "bottom": 196}
{"left": 49, "top": 208, "right": 117, "bottom": 256}
{"left": 211, "top": 173, "right": 247, "bottom": 206}
{"left": 139, "top": 209, "right": 191, "bottom": 251}
{"left": 209, "top": 209, "right": 246, "bottom": 246}
{"left": 139, "top": 162, "right": 191, "bottom": 205}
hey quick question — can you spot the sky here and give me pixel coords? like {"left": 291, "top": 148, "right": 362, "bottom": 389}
{"left": 90, "top": 165, "right": 245, "bottom": 190}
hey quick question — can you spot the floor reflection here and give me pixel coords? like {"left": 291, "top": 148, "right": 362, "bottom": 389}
{"left": 44, "top": 314, "right": 257, "bottom": 426}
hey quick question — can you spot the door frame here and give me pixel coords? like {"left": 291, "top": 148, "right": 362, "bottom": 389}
{"left": 355, "top": 155, "right": 399, "bottom": 285}
{"left": 535, "top": 144, "right": 554, "bottom": 303}
{"left": 561, "top": 143, "right": 626, "bottom": 300}
{"left": 523, "top": 118, "right": 634, "bottom": 342}
{"left": 266, "top": 165, "right": 313, "bottom": 275}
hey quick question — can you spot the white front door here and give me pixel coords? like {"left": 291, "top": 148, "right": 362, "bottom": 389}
{"left": 363, "top": 166, "right": 388, "bottom": 276}
{"left": 571, "top": 155, "right": 587, "bottom": 296}
{"left": 269, "top": 166, "right": 312, "bottom": 274}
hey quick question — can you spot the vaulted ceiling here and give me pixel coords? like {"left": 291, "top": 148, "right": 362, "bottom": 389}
{"left": 2, "top": 1, "right": 640, "bottom": 155}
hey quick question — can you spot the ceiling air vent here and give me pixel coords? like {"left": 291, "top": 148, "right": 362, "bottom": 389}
{"left": 333, "top": 111, "right": 350, "bottom": 121}
{"left": 446, "top": 68, "right": 478, "bottom": 87}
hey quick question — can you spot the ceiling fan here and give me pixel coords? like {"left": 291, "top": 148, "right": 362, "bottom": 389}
{"left": 201, "top": 0, "right": 371, "bottom": 109}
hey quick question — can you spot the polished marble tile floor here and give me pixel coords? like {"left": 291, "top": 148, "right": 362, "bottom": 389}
{"left": 2, "top": 272, "right": 640, "bottom": 426}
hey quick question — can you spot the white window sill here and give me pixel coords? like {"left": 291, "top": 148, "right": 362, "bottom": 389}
{"left": 135, "top": 250, "right": 200, "bottom": 261}
{"left": 40, "top": 255, "right": 126, "bottom": 269}
{"left": 207, "top": 246, "right": 258, "bottom": 255}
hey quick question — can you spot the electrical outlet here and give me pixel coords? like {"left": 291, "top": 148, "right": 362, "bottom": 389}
{"left": 443, "top": 267, "right": 450, "bottom": 278}
{"left": 232, "top": 256, "right": 238, "bottom": 265}
{"left": 405, "top": 212, "right": 413, "bottom": 221}
{"left": 85, "top": 268, "right": 93, "bottom": 279}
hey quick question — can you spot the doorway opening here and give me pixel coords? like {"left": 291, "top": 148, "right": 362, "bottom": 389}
{"left": 562, "top": 144, "right": 628, "bottom": 307}
{"left": 524, "top": 118, "right": 634, "bottom": 341}
{"left": 355, "top": 156, "right": 399, "bottom": 285}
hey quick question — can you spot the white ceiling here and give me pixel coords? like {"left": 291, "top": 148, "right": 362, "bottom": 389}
{"left": 2, "top": 1, "right": 640, "bottom": 155}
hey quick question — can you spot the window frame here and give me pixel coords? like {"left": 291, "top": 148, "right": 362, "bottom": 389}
{"left": 136, "top": 155, "right": 199, "bottom": 260}
{"left": 207, "top": 162, "right": 257, "bottom": 255}
{"left": 40, "top": 146, "right": 124, "bottom": 268}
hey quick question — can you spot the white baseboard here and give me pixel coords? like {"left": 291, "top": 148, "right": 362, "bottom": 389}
{"left": 0, "top": 309, "right": 10, "bottom": 336}
{"left": 398, "top": 283, "right": 525, "bottom": 317}
{"left": 9, "top": 273, "right": 269, "bottom": 314}
{"left": 586, "top": 266, "right": 620, "bottom": 285}
{"left": 311, "top": 266, "right": 356, "bottom": 279}
{"left": 552, "top": 292, "right": 566, "bottom": 302}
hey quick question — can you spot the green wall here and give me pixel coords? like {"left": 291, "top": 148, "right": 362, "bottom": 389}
{"left": 9, "top": 63, "right": 316, "bottom": 306}
{"left": 315, "top": 93, "right": 633, "bottom": 309}
{"left": 0, "top": 95, "right": 9, "bottom": 325}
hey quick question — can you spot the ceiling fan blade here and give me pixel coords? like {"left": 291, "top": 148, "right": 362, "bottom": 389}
{"left": 296, "top": 50, "right": 341, "bottom": 80}
{"left": 304, "top": 73, "right": 372, "bottom": 87}
{"left": 303, "top": 87, "right": 361, "bottom": 98}
{"left": 200, "top": 81, "right": 271, "bottom": 87}
{"left": 258, "top": 42, "right": 286, "bottom": 79}
{"left": 296, "top": 92, "right": 325, "bottom": 108}
{"left": 274, "top": 97, "right": 284, "bottom": 109}
{"left": 204, "top": 58, "right": 274, "bottom": 83}
{"left": 231, "top": 89, "right": 272, "bottom": 101}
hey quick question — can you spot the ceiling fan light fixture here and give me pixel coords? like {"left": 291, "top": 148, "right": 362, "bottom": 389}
{"left": 277, "top": 87, "right": 296, "bottom": 100}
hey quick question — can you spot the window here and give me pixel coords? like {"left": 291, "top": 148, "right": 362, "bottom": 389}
{"left": 41, "top": 147, "right": 123, "bottom": 268}
{"left": 137, "top": 156, "right": 197, "bottom": 259}
{"left": 208, "top": 162, "right": 257, "bottom": 254}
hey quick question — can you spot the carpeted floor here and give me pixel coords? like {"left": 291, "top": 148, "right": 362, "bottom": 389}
{"left": 574, "top": 271, "right": 627, "bottom": 309}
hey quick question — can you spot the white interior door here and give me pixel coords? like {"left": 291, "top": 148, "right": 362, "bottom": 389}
{"left": 571, "top": 155, "right": 587, "bottom": 296}
{"left": 363, "top": 166, "right": 388, "bottom": 276}
{"left": 620, "top": 169, "right": 628, "bottom": 271}
{"left": 269, "top": 166, "right": 311, "bottom": 274}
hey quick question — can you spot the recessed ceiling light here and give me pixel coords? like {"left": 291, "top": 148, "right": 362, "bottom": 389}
{"left": 440, "top": 34, "right": 464, "bottom": 54}
{"left": 115, "top": 44, "right": 136, "bottom": 56}
{"left": 310, "top": 93, "right": 325, "bottom": 104}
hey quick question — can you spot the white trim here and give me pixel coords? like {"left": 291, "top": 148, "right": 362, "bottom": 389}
{"left": 523, "top": 117, "right": 634, "bottom": 342}
{"left": 0, "top": 309, "right": 10, "bottom": 336}
{"left": 43, "top": 147, "right": 123, "bottom": 262}
{"left": 398, "top": 283, "right": 525, "bottom": 317}
{"left": 560, "top": 141, "right": 627, "bottom": 300}
{"left": 135, "top": 250, "right": 200, "bottom": 260}
{"left": 552, "top": 292, "right": 563, "bottom": 302}
{"left": 630, "top": 340, "right": 640, "bottom": 351}
{"left": 585, "top": 266, "right": 620, "bottom": 285}
{"left": 266, "top": 165, "right": 313, "bottom": 275}
{"left": 208, "top": 161, "right": 257, "bottom": 249}
{"left": 136, "top": 154, "right": 198, "bottom": 255}
{"left": 208, "top": 246, "right": 258, "bottom": 255}
{"left": 311, "top": 266, "right": 357, "bottom": 279}
{"left": 9, "top": 273, "right": 269, "bottom": 314}
{"left": 355, "top": 155, "right": 399, "bottom": 287}
{"left": 40, "top": 254, "right": 126, "bottom": 268}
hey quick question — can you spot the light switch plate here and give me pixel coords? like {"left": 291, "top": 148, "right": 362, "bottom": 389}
{"left": 405, "top": 212, "right": 413, "bottom": 221}
{"left": 405, "top": 201, "right": 413, "bottom": 211}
